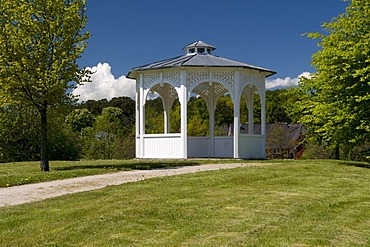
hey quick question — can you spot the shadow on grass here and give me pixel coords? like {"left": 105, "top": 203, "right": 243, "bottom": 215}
{"left": 53, "top": 161, "right": 201, "bottom": 171}
{"left": 341, "top": 161, "right": 370, "bottom": 169}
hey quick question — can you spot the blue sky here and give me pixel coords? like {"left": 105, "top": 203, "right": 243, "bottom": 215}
{"left": 75, "top": 0, "right": 348, "bottom": 101}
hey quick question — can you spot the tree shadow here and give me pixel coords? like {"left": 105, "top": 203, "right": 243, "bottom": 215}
{"left": 53, "top": 161, "right": 201, "bottom": 171}
{"left": 340, "top": 162, "right": 370, "bottom": 169}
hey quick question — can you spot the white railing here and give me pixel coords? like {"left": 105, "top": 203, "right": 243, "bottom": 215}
{"left": 137, "top": 134, "right": 183, "bottom": 158}
{"left": 239, "top": 134, "right": 265, "bottom": 159}
{"left": 188, "top": 137, "right": 211, "bottom": 157}
{"left": 214, "top": 136, "right": 234, "bottom": 157}
{"left": 188, "top": 136, "right": 233, "bottom": 158}
{"left": 137, "top": 134, "right": 265, "bottom": 159}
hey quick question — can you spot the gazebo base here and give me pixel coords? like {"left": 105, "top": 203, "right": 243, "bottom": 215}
{"left": 136, "top": 135, "right": 266, "bottom": 159}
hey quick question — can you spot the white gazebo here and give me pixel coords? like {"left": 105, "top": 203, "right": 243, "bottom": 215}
{"left": 127, "top": 41, "right": 276, "bottom": 159}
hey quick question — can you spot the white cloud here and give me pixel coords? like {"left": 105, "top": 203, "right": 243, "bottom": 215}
{"left": 266, "top": 72, "right": 311, "bottom": 90}
{"left": 73, "top": 63, "right": 135, "bottom": 102}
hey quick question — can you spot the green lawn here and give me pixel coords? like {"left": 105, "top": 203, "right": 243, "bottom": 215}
{"left": 0, "top": 159, "right": 369, "bottom": 246}
{"left": 0, "top": 159, "right": 248, "bottom": 188}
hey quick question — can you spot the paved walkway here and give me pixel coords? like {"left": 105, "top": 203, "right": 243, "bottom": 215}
{"left": 0, "top": 163, "right": 268, "bottom": 207}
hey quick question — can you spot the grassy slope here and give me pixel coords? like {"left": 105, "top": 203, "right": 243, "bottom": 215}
{"left": 1, "top": 160, "right": 370, "bottom": 246}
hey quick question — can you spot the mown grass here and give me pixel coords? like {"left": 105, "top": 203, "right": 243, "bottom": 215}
{"left": 1, "top": 159, "right": 369, "bottom": 246}
{"left": 0, "top": 159, "right": 259, "bottom": 188}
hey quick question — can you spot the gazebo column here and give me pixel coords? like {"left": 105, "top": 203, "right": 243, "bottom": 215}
{"left": 179, "top": 71, "right": 187, "bottom": 158}
{"left": 209, "top": 109, "right": 215, "bottom": 157}
{"left": 164, "top": 110, "right": 170, "bottom": 134}
{"left": 135, "top": 84, "right": 140, "bottom": 158}
{"left": 233, "top": 101, "right": 240, "bottom": 158}
{"left": 233, "top": 72, "right": 240, "bottom": 158}
{"left": 139, "top": 74, "right": 145, "bottom": 158}
{"left": 162, "top": 97, "right": 171, "bottom": 134}
{"left": 209, "top": 83, "right": 215, "bottom": 157}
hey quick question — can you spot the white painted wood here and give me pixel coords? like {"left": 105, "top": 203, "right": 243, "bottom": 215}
{"left": 135, "top": 86, "right": 140, "bottom": 158}
{"left": 188, "top": 137, "right": 211, "bottom": 157}
{"left": 214, "top": 137, "right": 234, "bottom": 158}
{"left": 233, "top": 71, "right": 240, "bottom": 158}
{"left": 134, "top": 60, "right": 268, "bottom": 159}
{"left": 180, "top": 71, "right": 187, "bottom": 158}
{"left": 209, "top": 83, "right": 215, "bottom": 157}
{"left": 239, "top": 135, "right": 265, "bottom": 159}
{"left": 142, "top": 134, "right": 182, "bottom": 158}
{"left": 139, "top": 74, "right": 144, "bottom": 158}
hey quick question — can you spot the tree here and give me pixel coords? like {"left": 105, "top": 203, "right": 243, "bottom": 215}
{"left": 65, "top": 109, "right": 95, "bottom": 132}
{"left": 0, "top": 105, "right": 40, "bottom": 162}
{"left": 0, "top": 104, "right": 79, "bottom": 162}
{"left": 265, "top": 89, "right": 292, "bottom": 124}
{"left": 295, "top": 0, "right": 370, "bottom": 159}
{"left": 0, "top": 0, "right": 90, "bottom": 170}
{"left": 81, "top": 107, "right": 134, "bottom": 159}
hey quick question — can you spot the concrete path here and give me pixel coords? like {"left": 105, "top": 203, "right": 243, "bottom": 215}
{"left": 0, "top": 163, "right": 268, "bottom": 207}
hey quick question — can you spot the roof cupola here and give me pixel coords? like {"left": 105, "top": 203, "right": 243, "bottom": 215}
{"left": 182, "top": 40, "right": 216, "bottom": 55}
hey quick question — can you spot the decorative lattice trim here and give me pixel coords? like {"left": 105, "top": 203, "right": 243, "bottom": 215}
{"left": 186, "top": 70, "right": 210, "bottom": 89}
{"left": 143, "top": 73, "right": 161, "bottom": 89}
{"left": 163, "top": 71, "right": 181, "bottom": 87}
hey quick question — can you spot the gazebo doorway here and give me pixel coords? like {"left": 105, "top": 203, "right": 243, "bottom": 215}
{"left": 127, "top": 41, "right": 276, "bottom": 159}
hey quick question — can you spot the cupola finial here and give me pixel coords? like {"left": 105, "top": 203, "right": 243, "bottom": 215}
{"left": 182, "top": 40, "right": 216, "bottom": 55}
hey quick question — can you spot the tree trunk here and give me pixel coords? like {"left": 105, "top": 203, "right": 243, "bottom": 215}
{"left": 40, "top": 107, "right": 50, "bottom": 171}
{"left": 334, "top": 144, "right": 340, "bottom": 160}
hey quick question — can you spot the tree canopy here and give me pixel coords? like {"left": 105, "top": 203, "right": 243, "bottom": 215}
{"left": 0, "top": 0, "right": 90, "bottom": 170}
{"left": 295, "top": 0, "right": 370, "bottom": 159}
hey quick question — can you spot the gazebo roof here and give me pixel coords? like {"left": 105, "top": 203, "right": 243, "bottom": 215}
{"left": 127, "top": 41, "right": 276, "bottom": 79}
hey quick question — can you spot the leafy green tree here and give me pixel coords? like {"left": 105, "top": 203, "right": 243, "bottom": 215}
{"left": 96, "top": 107, "right": 126, "bottom": 135}
{"left": 81, "top": 107, "right": 135, "bottom": 159}
{"left": 215, "top": 95, "right": 234, "bottom": 128}
{"left": 296, "top": 0, "right": 370, "bottom": 159}
{"left": 170, "top": 100, "right": 181, "bottom": 133}
{"left": 187, "top": 97, "right": 209, "bottom": 136}
{"left": 0, "top": 105, "right": 79, "bottom": 162}
{"left": 266, "top": 89, "right": 292, "bottom": 124}
{"left": 145, "top": 98, "right": 164, "bottom": 134}
{"left": 65, "top": 109, "right": 95, "bottom": 132}
{"left": 0, "top": 105, "right": 40, "bottom": 162}
{"left": 0, "top": 0, "right": 90, "bottom": 171}
{"left": 79, "top": 99, "right": 109, "bottom": 115}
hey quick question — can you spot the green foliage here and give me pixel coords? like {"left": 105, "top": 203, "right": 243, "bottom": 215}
{"left": 145, "top": 97, "right": 164, "bottom": 134}
{"left": 187, "top": 97, "right": 209, "bottom": 136}
{"left": 72, "top": 97, "right": 136, "bottom": 160}
{"left": 0, "top": 105, "right": 80, "bottom": 162}
{"left": 0, "top": 0, "right": 90, "bottom": 170}
{"left": 0, "top": 0, "right": 90, "bottom": 108}
{"left": 77, "top": 96, "right": 135, "bottom": 121}
{"left": 296, "top": 0, "right": 370, "bottom": 159}
{"left": 80, "top": 107, "right": 135, "bottom": 160}
{"left": 215, "top": 95, "right": 234, "bottom": 127}
{"left": 265, "top": 89, "right": 293, "bottom": 123}
{"left": 170, "top": 100, "right": 181, "bottom": 133}
{"left": 96, "top": 107, "right": 126, "bottom": 135}
{"left": 0, "top": 106, "right": 40, "bottom": 162}
{"left": 65, "top": 109, "right": 95, "bottom": 132}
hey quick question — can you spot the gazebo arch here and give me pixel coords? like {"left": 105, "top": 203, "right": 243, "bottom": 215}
{"left": 127, "top": 41, "right": 276, "bottom": 159}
